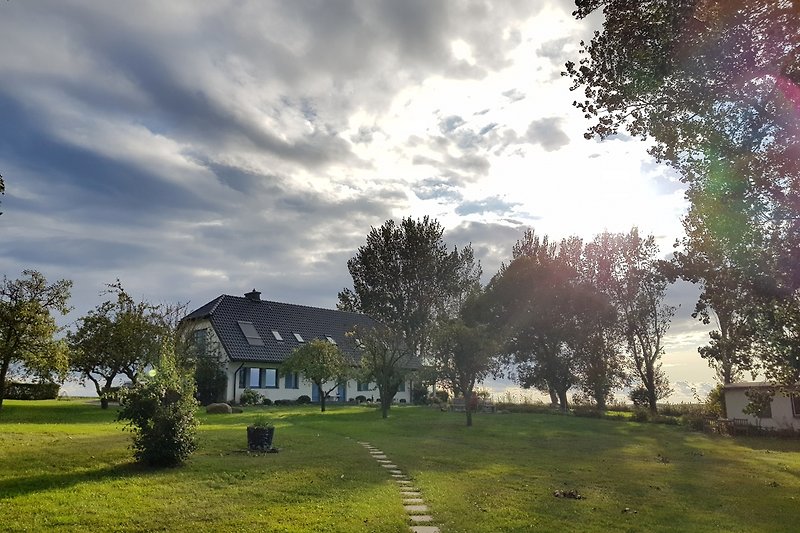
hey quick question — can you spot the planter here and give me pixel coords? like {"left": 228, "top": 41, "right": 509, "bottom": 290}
{"left": 247, "top": 426, "right": 275, "bottom": 451}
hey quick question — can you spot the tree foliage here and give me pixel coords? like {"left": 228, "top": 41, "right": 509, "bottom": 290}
{"left": 567, "top": 0, "right": 800, "bottom": 385}
{"left": 281, "top": 339, "right": 351, "bottom": 413}
{"left": 0, "top": 270, "right": 72, "bottom": 409}
{"left": 117, "top": 354, "right": 198, "bottom": 467}
{"left": 352, "top": 325, "right": 416, "bottom": 419}
{"left": 69, "top": 282, "right": 169, "bottom": 409}
{"left": 432, "top": 291, "right": 499, "bottom": 426}
{"left": 339, "top": 216, "right": 480, "bottom": 358}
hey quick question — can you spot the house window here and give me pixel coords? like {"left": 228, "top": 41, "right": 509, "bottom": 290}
{"left": 263, "top": 368, "right": 278, "bottom": 388}
{"left": 398, "top": 381, "right": 405, "bottom": 392}
{"left": 248, "top": 368, "right": 261, "bottom": 388}
{"left": 325, "top": 335, "right": 337, "bottom": 344}
{"left": 284, "top": 372, "right": 299, "bottom": 389}
{"left": 271, "top": 330, "right": 283, "bottom": 341}
{"left": 792, "top": 395, "right": 800, "bottom": 418}
{"left": 238, "top": 367, "right": 278, "bottom": 389}
{"left": 192, "top": 329, "right": 207, "bottom": 357}
{"left": 293, "top": 332, "right": 304, "bottom": 343}
{"left": 357, "top": 381, "right": 370, "bottom": 392}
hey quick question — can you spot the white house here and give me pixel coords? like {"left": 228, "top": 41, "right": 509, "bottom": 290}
{"left": 182, "top": 290, "right": 415, "bottom": 405}
{"left": 724, "top": 382, "right": 800, "bottom": 430}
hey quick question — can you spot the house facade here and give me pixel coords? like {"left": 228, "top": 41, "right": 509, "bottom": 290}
{"left": 724, "top": 382, "right": 800, "bottom": 430}
{"left": 182, "top": 290, "right": 414, "bottom": 405}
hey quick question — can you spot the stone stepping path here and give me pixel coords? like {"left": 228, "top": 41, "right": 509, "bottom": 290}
{"left": 358, "top": 441, "right": 441, "bottom": 533}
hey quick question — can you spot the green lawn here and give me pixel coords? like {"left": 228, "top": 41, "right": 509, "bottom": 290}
{"left": 1, "top": 400, "right": 799, "bottom": 532}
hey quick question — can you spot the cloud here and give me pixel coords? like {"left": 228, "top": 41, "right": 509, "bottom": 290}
{"left": 455, "top": 196, "right": 520, "bottom": 216}
{"left": 525, "top": 117, "right": 570, "bottom": 151}
{"left": 502, "top": 88, "right": 526, "bottom": 102}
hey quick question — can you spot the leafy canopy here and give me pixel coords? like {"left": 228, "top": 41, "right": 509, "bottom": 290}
{"left": 0, "top": 270, "right": 72, "bottom": 409}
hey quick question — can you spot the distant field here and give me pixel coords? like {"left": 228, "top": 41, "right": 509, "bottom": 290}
{"left": 1, "top": 400, "right": 799, "bottom": 532}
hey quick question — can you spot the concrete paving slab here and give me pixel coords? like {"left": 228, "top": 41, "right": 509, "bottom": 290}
{"left": 408, "top": 515, "right": 433, "bottom": 523}
{"left": 403, "top": 498, "right": 424, "bottom": 504}
{"left": 409, "top": 526, "right": 440, "bottom": 533}
{"left": 381, "top": 463, "right": 398, "bottom": 469}
{"left": 404, "top": 505, "right": 429, "bottom": 513}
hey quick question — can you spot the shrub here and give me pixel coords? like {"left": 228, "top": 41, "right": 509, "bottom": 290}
{"left": 706, "top": 383, "right": 726, "bottom": 418}
{"left": 631, "top": 408, "right": 650, "bottom": 422}
{"left": 195, "top": 357, "right": 227, "bottom": 406}
{"left": 681, "top": 413, "right": 707, "bottom": 432}
{"left": 629, "top": 387, "right": 650, "bottom": 407}
{"left": 117, "top": 360, "right": 198, "bottom": 467}
{"left": 261, "top": 397, "right": 273, "bottom": 406}
{"left": 296, "top": 395, "right": 311, "bottom": 404}
{"left": 4, "top": 382, "right": 60, "bottom": 400}
{"left": 435, "top": 390, "right": 449, "bottom": 403}
{"left": 355, "top": 395, "right": 367, "bottom": 404}
{"left": 239, "top": 388, "right": 261, "bottom": 406}
{"left": 275, "top": 399, "right": 297, "bottom": 406}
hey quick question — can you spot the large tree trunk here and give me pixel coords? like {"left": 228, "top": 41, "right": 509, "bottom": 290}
{"left": 548, "top": 387, "right": 559, "bottom": 408}
{"left": 594, "top": 388, "right": 607, "bottom": 411}
{"left": 557, "top": 388, "right": 569, "bottom": 412}
{"left": 318, "top": 384, "right": 326, "bottom": 412}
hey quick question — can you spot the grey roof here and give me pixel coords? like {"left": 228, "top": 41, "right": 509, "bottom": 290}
{"left": 183, "top": 294, "right": 382, "bottom": 364}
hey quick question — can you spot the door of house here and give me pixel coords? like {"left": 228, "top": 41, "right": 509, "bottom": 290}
{"left": 337, "top": 383, "right": 347, "bottom": 403}
{"left": 311, "top": 384, "right": 320, "bottom": 403}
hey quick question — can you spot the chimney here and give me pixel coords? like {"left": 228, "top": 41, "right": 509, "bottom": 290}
{"left": 244, "top": 289, "right": 261, "bottom": 302}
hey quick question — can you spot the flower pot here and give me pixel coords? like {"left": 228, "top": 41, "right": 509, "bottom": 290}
{"left": 247, "top": 426, "right": 275, "bottom": 451}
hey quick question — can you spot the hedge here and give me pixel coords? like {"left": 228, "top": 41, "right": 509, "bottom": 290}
{"left": 4, "top": 382, "right": 60, "bottom": 400}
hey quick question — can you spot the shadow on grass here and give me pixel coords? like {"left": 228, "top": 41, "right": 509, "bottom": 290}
{"left": 0, "top": 461, "right": 157, "bottom": 499}
{"left": 0, "top": 400, "right": 121, "bottom": 425}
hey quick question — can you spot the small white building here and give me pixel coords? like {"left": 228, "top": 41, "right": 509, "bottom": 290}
{"left": 182, "top": 290, "right": 415, "bottom": 405}
{"left": 724, "top": 382, "right": 800, "bottom": 430}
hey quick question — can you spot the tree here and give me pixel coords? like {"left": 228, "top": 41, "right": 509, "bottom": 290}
{"left": 486, "top": 235, "right": 581, "bottom": 411}
{"left": 0, "top": 270, "right": 72, "bottom": 410}
{"left": 353, "top": 325, "right": 416, "bottom": 419}
{"left": 432, "top": 311, "right": 498, "bottom": 426}
{"left": 567, "top": 0, "right": 800, "bottom": 384}
{"left": 571, "top": 284, "right": 627, "bottom": 410}
{"left": 281, "top": 339, "right": 351, "bottom": 413}
{"left": 69, "top": 282, "right": 168, "bottom": 409}
{"left": 607, "top": 230, "right": 674, "bottom": 413}
{"left": 339, "top": 216, "right": 480, "bottom": 359}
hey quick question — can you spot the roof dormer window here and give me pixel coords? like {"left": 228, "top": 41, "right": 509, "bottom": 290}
{"left": 293, "top": 332, "right": 304, "bottom": 343}
{"left": 237, "top": 321, "right": 264, "bottom": 346}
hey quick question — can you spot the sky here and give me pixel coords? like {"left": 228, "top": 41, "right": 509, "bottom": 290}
{"left": 0, "top": 0, "right": 718, "bottom": 400}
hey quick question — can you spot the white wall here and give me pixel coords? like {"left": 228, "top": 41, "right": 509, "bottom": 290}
{"left": 725, "top": 387, "right": 800, "bottom": 430}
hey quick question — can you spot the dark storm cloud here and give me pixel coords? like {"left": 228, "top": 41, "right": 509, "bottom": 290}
{"left": 525, "top": 117, "right": 571, "bottom": 152}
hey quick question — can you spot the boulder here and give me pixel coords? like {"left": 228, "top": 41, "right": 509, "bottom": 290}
{"left": 206, "top": 402, "right": 232, "bottom": 414}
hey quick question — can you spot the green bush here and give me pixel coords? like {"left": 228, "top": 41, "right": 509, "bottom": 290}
{"left": 261, "top": 397, "right": 273, "bottom": 406}
{"left": 631, "top": 408, "right": 650, "bottom": 422}
{"left": 681, "top": 413, "right": 707, "bottom": 432}
{"left": 296, "top": 395, "right": 311, "bottom": 404}
{"left": 195, "top": 358, "right": 227, "bottom": 406}
{"left": 275, "top": 399, "right": 296, "bottom": 406}
{"left": 5, "top": 382, "right": 60, "bottom": 400}
{"left": 355, "top": 394, "right": 367, "bottom": 404}
{"left": 117, "top": 360, "right": 198, "bottom": 467}
{"left": 239, "top": 388, "right": 261, "bottom": 406}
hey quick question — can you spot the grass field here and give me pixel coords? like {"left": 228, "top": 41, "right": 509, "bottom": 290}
{"left": 1, "top": 400, "right": 799, "bottom": 532}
